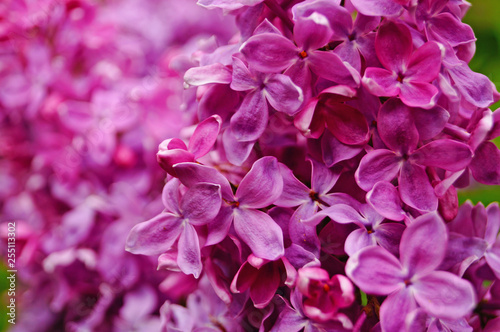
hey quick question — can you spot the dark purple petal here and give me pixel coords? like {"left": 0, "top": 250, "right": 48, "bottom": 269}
{"left": 125, "top": 213, "right": 183, "bottom": 255}
{"left": 413, "top": 271, "right": 476, "bottom": 319}
{"left": 345, "top": 246, "right": 404, "bottom": 295}
{"left": 180, "top": 183, "right": 221, "bottom": 225}
{"left": 294, "top": 13, "right": 332, "bottom": 51}
{"left": 405, "top": 42, "right": 442, "bottom": 82}
{"left": 377, "top": 98, "right": 419, "bottom": 153}
{"left": 240, "top": 33, "right": 298, "bottom": 73}
{"left": 231, "top": 261, "right": 258, "bottom": 293}
{"left": 173, "top": 162, "right": 233, "bottom": 200}
{"left": 177, "top": 223, "right": 202, "bottom": 278}
{"left": 399, "top": 81, "right": 439, "bottom": 109}
{"left": 230, "top": 90, "right": 268, "bottom": 142}
{"left": 205, "top": 205, "right": 234, "bottom": 246}
{"left": 351, "top": 0, "right": 403, "bottom": 17}
{"left": 355, "top": 149, "right": 402, "bottom": 191}
{"left": 264, "top": 74, "right": 304, "bottom": 116}
{"left": 375, "top": 223, "right": 406, "bottom": 257}
{"left": 184, "top": 63, "right": 232, "bottom": 86}
{"left": 376, "top": 21, "right": 412, "bottom": 72}
{"left": 188, "top": 115, "right": 222, "bottom": 159}
{"left": 321, "top": 131, "right": 363, "bottom": 167}
{"left": 324, "top": 103, "right": 369, "bottom": 145}
{"left": 362, "top": 67, "right": 399, "bottom": 97}
{"left": 250, "top": 264, "right": 281, "bottom": 308}
{"left": 233, "top": 208, "right": 284, "bottom": 260}
{"left": 367, "top": 181, "right": 405, "bottom": 221}
{"left": 400, "top": 213, "right": 447, "bottom": 276}
{"left": 236, "top": 156, "right": 283, "bottom": 208}
{"left": 398, "top": 162, "right": 438, "bottom": 212}
{"left": 411, "top": 139, "right": 472, "bottom": 171}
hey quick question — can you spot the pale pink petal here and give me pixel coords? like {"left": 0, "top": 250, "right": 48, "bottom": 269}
{"left": 240, "top": 33, "right": 298, "bottom": 73}
{"left": 344, "top": 228, "right": 377, "bottom": 256}
{"left": 230, "top": 56, "right": 259, "bottom": 91}
{"left": 184, "top": 63, "right": 232, "bottom": 87}
{"left": 399, "top": 81, "right": 439, "bottom": 109}
{"left": 411, "top": 139, "right": 472, "bottom": 171}
{"left": 367, "top": 181, "right": 405, "bottom": 221}
{"left": 230, "top": 90, "right": 268, "bottom": 142}
{"left": 379, "top": 289, "right": 418, "bottom": 332}
{"left": 264, "top": 74, "right": 304, "bottom": 116}
{"left": 222, "top": 128, "right": 255, "bottom": 166}
{"left": 362, "top": 67, "right": 399, "bottom": 97}
{"left": 173, "top": 162, "right": 233, "bottom": 200}
{"left": 355, "top": 149, "right": 402, "bottom": 191}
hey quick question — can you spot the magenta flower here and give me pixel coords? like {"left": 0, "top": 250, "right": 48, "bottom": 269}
{"left": 363, "top": 21, "right": 442, "bottom": 108}
{"left": 231, "top": 254, "right": 296, "bottom": 308}
{"left": 126, "top": 179, "right": 222, "bottom": 277}
{"left": 173, "top": 156, "right": 285, "bottom": 260}
{"left": 296, "top": 267, "right": 354, "bottom": 322}
{"left": 355, "top": 98, "right": 472, "bottom": 211}
{"left": 346, "top": 213, "right": 476, "bottom": 331}
{"left": 156, "top": 114, "right": 222, "bottom": 176}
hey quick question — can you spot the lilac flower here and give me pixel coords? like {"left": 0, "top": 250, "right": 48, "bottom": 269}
{"left": 231, "top": 254, "right": 296, "bottom": 308}
{"left": 356, "top": 98, "right": 472, "bottom": 211}
{"left": 363, "top": 21, "right": 442, "bottom": 108}
{"left": 173, "top": 156, "right": 285, "bottom": 260}
{"left": 346, "top": 213, "right": 476, "bottom": 331}
{"left": 126, "top": 179, "right": 222, "bottom": 277}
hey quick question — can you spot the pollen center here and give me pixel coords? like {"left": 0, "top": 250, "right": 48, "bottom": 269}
{"left": 299, "top": 50, "right": 308, "bottom": 59}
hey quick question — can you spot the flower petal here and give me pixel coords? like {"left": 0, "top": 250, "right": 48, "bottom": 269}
{"left": 275, "top": 163, "right": 310, "bottom": 207}
{"left": 345, "top": 246, "right": 404, "bottom": 295}
{"left": 413, "top": 271, "right": 476, "bottom": 320}
{"left": 470, "top": 142, "right": 500, "bottom": 185}
{"left": 376, "top": 21, "right": 412, "bottom": 72}
{"left": 180, "top": 183, "right": 221, "bottom": 225}
{"left": 367, "top": 181, "right": 405, "bottom": 221}
{"left": 294, "top": 13, "right": 332, "bottom": 51}
{"left": 184, "top": 63, "right": 232, "bottom": 87}
{"left": 233, "top": 208, "right": 284, "bottom": 260}
{"left": 400, "top": 213, "right": 447, "bottom": 276}
{"left": 351, "top": 0, "right": 403, "bottom": 17}
{"left": 177, "top": 223, "right": 202, "bottom": 278}
{"left": 251, "top": 263, "right": 281, "bottom": 308}
{"left": 236, "top": 156, "right": 283, "bottom": 208}
{"left": 399, "top": 81, "right": 439, "bottom": 109}
{"left": 230, "top": 90, "right": 268, "bottom": 142}
{"left": 308, "top": 51, "right": 359, "bottom": 86}
{"left": 240, "top": 33, "right": 298, "bottom": 73}
{"left": 362, "top": 67, "right": 399, "bottom": 97}
{"left": 264, "top": 74, "right": 304, "bottom": 116}
{"left": 405, "top": 42, "right": 442, "bottom": 82}
{"left": 345, "top": 228, "right": 376, "bottom": 256}
{"left": 125, "top": 213, "right": 183, "bottom": 255}
{"left": 173, "top": 162, "right": 233, "bottom": 200}
{"left": 231, "top": 56, "right": 259, "bottom": 91}
{"left": 222, "top": 128, "right": 255, "bottom": 166}
{"left": 411, "top": 139, "right": 472, "bottom": 171}
{"left": 324, "top": 103, "right": 369, "bottom": 145}
{"left": 355, "top": 149, "right": 402, "bottom": 191}
{"left": 379, "top": 288, "right": 418, "bottom": 332}
{"left": 398, "top": 162, "right": 438, "bottom": 212}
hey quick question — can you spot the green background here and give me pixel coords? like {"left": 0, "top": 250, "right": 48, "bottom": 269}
{"left": 0, "top": 1, "right": 499, "bottom": 331}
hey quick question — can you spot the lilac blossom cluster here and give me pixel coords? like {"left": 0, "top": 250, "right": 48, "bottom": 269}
{"left": 126, "top": 0, "right": 500, "bottom": 331}
{"left": 2, "top": 0, "right": 500, "bottom": 331}
{"left": 0, "top": 0, "right": 237, "bottom": 330}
